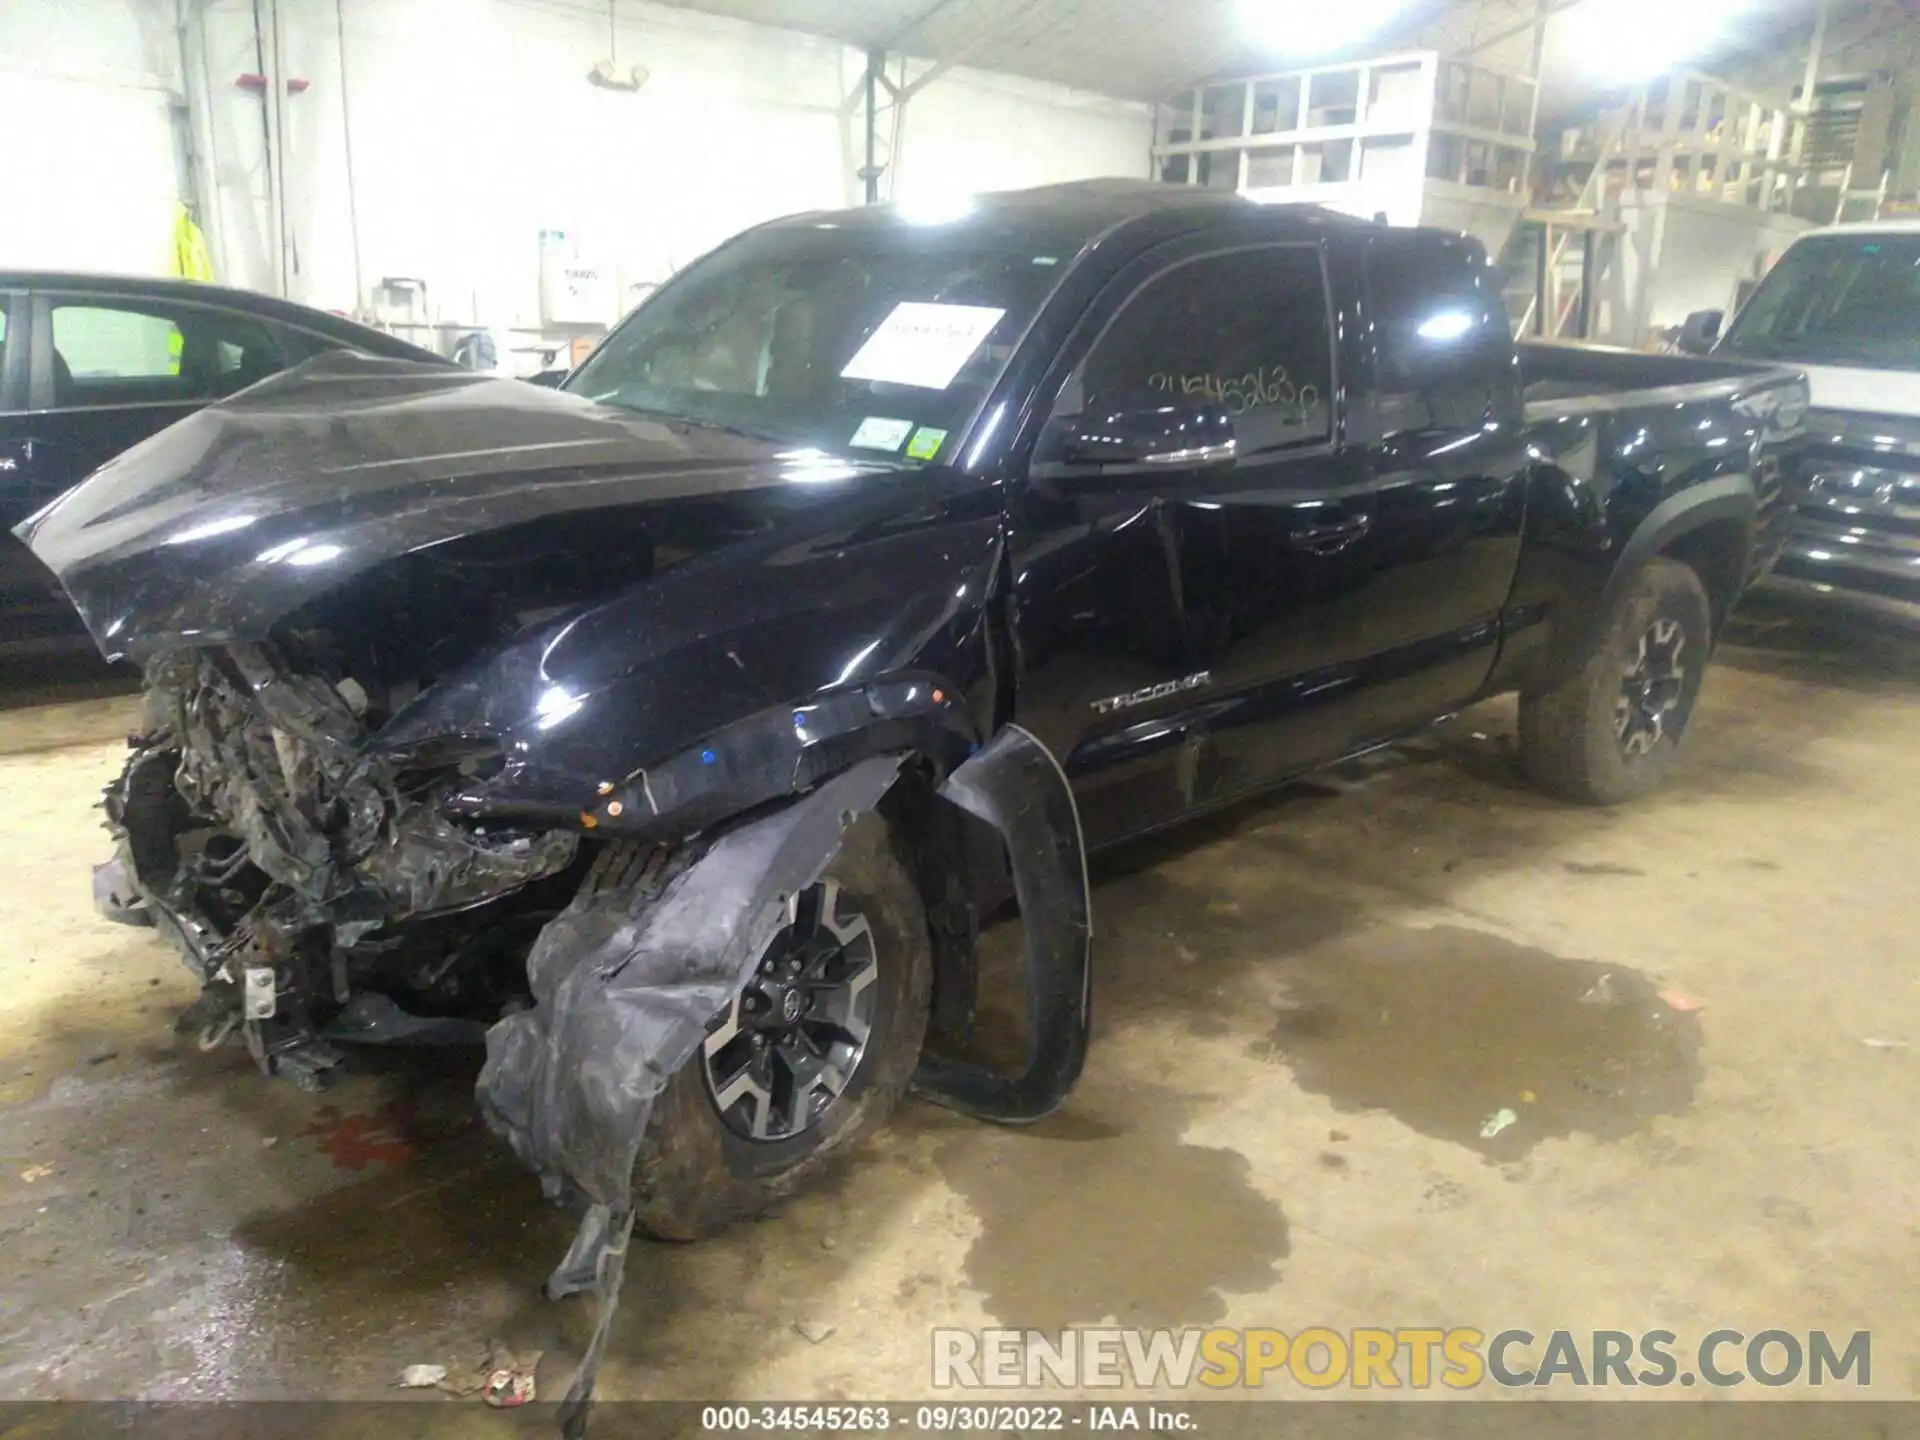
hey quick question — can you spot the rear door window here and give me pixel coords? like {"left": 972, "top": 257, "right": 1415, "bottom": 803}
{"left": 1366, "top": 233, "right": 1514, "bottom": 433}
{"left": 52, "top": 305, "right": 185, "bottom": 384}
{"left": 47, "top": 299, "right": 286, "bottom": 408}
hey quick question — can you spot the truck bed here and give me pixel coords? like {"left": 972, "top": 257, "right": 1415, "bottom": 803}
{"left": 1518, "top": 341, "right": 1803, "bottom": 420}
{"left": 1516, "top": 341, "right": 1812, "bottom": 592}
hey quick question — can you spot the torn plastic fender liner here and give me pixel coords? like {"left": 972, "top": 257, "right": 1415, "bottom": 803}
{"left": 476, "top": 754, "right": 906, "bottom": 1208}
{"left": 915, "top": 724, "right": 1093, "bottom": 1123}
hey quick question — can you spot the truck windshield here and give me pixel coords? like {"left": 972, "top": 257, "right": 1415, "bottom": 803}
{"left": 1719, "top": 233, "right": 1920, "bottom": 371}
{"left": 565, "top": 228, "right": 1068, "bottom": 460}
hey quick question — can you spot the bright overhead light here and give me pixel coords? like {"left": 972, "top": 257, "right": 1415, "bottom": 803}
{"left": 1564, "top": 0, "right": 1749, "bottom": 79}
{"left": 894, "top": 192, "right": 976, "bottom": 226}
{"left": 1238, "top": 0, "right": 1403, "bottom": 57}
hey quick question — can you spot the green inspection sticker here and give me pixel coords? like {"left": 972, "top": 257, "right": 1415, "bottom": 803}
{"left": 906, "top": 426, "right": 948, "bottom": 460}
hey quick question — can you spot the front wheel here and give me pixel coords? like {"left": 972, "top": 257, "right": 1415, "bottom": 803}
{"left": 629, "top": 815, "right": 932, "bottom": 1241}
{"left": 1519, "top": 557, "right": 1713, "bottom": 806}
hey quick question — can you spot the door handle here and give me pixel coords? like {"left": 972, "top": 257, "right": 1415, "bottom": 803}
{"left": 1289, "top": 514, "right": 1371, "bottom": 555}
{"left": 1143, "top": 440, "right": 1237, "bottom": 468}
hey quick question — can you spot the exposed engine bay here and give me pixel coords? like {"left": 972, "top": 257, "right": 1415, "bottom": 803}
{"left": 113, "top": 641, "right": 581, "bottom": 1085}
{"left": 99, "top": 515, "right": 676, "bottom": 1088}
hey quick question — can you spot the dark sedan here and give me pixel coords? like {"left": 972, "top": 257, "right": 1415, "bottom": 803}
{"left": 0, "top": 272, "right": 446, "bottom": 673}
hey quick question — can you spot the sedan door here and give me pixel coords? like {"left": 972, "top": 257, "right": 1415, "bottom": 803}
{"left": 0, "top": 290, "right": 104, "bottom": 660}
{"left": 0, "top": 289, "right": 296, "bottom": 665}
{"left": 23, "top": 289, "right": 291, "bottom": 494}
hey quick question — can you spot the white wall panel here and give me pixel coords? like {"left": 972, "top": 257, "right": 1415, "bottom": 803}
{"left": 0, "top": 0, "right": 184, "bottom": 274}
{"left": 894, "top": 67, "right": 1151, "bottom": 212}
{"left": 3, "top": 0, "right": 1152, "bottom": 337}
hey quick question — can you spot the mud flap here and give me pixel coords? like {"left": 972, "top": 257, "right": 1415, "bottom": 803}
{"left": 475, "top": 755, "right": 904, "bottom": 1434}
{"left": 915, "top": 725, "right": 1092, "bottom": 1123}
{"left": 549, "top": 1202, "right": 637, "bottom": 1440}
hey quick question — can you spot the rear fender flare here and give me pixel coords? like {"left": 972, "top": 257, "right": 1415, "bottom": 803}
{"left": 1543, "top": 476, "right": 1755, "bottom": 686}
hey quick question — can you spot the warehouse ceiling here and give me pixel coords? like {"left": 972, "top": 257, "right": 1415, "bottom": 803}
{"left": 652, "top": 0, "right": 1907, "bottom": 113}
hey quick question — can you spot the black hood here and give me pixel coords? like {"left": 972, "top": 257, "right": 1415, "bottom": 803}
{"left": 16, "top": 352, "right": 911, "bottom": 659}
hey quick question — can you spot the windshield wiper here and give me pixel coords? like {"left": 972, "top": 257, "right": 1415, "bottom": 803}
{"left": 590, "top": 397, "right": 780, "bottom": 444}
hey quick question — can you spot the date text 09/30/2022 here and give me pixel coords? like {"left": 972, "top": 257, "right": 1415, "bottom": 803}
{"left": 699, "top": 1404, "right": 1196, "bottom": 1431}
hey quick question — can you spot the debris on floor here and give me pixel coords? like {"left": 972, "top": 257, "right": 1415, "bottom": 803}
{"left": 1479, "top": 1108, "right": 1519, "bottom": 1140}
{"left": 1861, "top": 1037, "right": 1909, "bottom": 1051}
{"left": 481, "top": 1342, "right": 542, "bottom": 1408}
{"left": 429, "top": 1339, "right": 542, "bottom": 1404}
{"left": 794, "top": 1319, "right": 838, "bottom": 1345}
{"left": 1657, "top": 986, "right": 1705, "bottom": 1012}
{"left": 1579, "top": 973, "right": 1615, "bottom": 1006}
{"left": 393, "top": 1364, "right": 448, "bottom": 1389}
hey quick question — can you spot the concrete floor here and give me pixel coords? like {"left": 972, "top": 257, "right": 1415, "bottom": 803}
{"left": 1, "top": 597, "right": 1915, "bottom": 1419}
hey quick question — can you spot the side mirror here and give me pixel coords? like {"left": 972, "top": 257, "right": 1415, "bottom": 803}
{"left": 1053, "top": 396, "right": 1237, "bottom": 472}
{"left": 1676, "top": 309, "right": 1724, "bottom": 356}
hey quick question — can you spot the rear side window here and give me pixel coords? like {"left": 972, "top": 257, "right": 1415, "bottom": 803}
{"left": 1366, "top": 234, "right": 1513, "bottom": 433}
{"left": 47, "top": 299, "right": 287, "bottom": 407}
{"left": 53, "top": 305, "right": 183, "bottom": 380}
{"left": 196, "top": 311, "right": 287, "bottom": 393}
{"left": 1076, "top": 245, "right": 1334, "bottom": 454}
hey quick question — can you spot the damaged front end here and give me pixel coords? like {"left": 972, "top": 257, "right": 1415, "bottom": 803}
{"left": 111, "top": 643, "right": 581, "bottom": 1087}
{"left": 28, "top": 355, "right": 1098, "bottom": 1432}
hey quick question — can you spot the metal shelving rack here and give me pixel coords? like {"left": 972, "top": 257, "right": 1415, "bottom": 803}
{"left": 1151, "top": 52, "right": 1537, "bottom": 259}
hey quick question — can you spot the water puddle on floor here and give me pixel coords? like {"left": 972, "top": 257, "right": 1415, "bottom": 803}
{"left": 1256, "top": 925, "right": 1702, "bottom": 1159}
{"left": 935, "top": 1083, "right": 1290, "bottom": 1332}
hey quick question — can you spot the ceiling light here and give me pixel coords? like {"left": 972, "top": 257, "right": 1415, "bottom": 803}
{"left": 1238, "top": 0, "right": 1403, "bottom": 58}
{"left": 894, "top": 192, "right": 976, "bottom": 226}
{"left": 1564, "top": 0, "right": 1749, "bottom": 79}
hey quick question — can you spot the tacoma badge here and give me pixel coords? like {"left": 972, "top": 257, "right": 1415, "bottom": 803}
{"left": 1091, "top": 672, "right": 1212, "bottom": 716}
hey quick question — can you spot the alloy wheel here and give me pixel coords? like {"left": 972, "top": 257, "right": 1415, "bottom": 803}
{"left": 1615, "top": 617, "right": 1688, "bottom": 759}
{"left": 701, "top": 880, "right": 879, "bottom": 1142}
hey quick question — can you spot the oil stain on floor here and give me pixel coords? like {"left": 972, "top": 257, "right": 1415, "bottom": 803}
{"left": 1254, "top": 925, "right": 1703, "bottom": 1161}
{"left": 933, "top": 1080, "right": 1289, "bottom": 1333}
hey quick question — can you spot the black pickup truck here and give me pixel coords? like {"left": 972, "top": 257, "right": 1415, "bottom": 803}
{"left": 21, "top": 181, "right": 1805, "bottom": 1271}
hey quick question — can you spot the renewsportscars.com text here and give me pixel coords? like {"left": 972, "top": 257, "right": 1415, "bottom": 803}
{"left": 932, "top": 1327, "right": 1872, "bottom": 1391}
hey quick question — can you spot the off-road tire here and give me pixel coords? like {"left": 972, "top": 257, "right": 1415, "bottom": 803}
{"left": 1518, "top": 557, "right": 1713, "bottom": 806}
{"left": 629, "top": 815, "right": 933, "bottom": 1241}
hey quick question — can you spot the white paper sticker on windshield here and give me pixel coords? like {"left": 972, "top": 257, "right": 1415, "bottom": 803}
{"left": 839, "top": 303, "right": 1007, "bottom": 391}
{"left": 850, "top": 416, "right": 915, "bottom": 451}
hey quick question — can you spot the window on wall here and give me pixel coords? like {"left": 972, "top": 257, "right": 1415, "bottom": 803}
{"left": 47, "top": 300, "right": 286, "bottom": 407}
{"left": 1071, "top": 245, "right": 1334, "bottom": 455}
